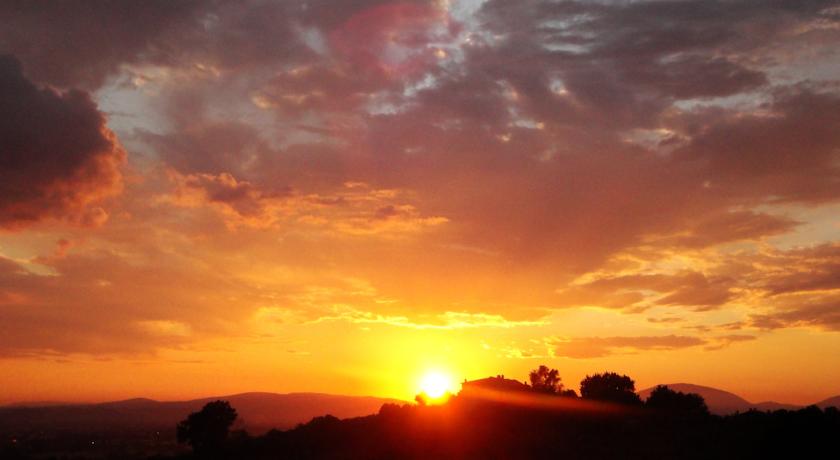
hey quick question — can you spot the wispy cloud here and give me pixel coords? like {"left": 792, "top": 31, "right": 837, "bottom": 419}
{"left": 311, "top": 307, "right": 545, "bottom": 330}
{"left": 547, "top": 334, "right": 755, "bottom": 359}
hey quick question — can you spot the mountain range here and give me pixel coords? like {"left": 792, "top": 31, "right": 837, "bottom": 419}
{"left": 638, "top": 383, "right": 839, "bottom": 414}
{"left": 2, "top": 385, "right": 837, "bottom": 437}
{"left": 0, "top": 392, "right": 403, "bottom": 436}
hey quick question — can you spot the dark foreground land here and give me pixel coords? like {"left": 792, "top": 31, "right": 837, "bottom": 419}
{"left": 199, "top": 400, "right": 840, "bottom": 459}
{"left": 3, "top": 391, "right": 839, "bottom": 459}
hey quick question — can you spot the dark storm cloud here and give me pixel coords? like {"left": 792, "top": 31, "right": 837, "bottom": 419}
{"left": 0, "top": 55, "right": 124, "bottom": 229}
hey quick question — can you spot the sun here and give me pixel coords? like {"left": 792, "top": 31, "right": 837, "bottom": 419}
{"left": 419, "top": 371, "right": 454, "bottom": 399}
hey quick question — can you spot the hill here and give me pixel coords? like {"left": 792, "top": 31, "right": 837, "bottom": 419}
{"left": 0, "top": 392, "right": 403, "bottom": 436}
{"left": 639, "top": 383, "right": 840, "bottom": 414}
{"left": 638, "top": 384, "right": 753, "bottom": 414}
{"left": 817, "top": 395, "right": 840, "bottom": 409}
{"left": 220, "top": 392, "right": 840, "bottom": 459}
{"left": 752, "top": 401, "right": 803, "bottom": 412}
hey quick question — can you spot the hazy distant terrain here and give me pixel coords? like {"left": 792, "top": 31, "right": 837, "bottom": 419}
{"left": 4, "top": 384, "right": 836, "bottom": 438}
{"left": 3, "top": 378, "right": 839, "bottom": 459}
{"left": 638, "top": 383, "right": 834, "bottom": 414}
{"left": 0, "top": 392, "right": 404, "bottom": 436}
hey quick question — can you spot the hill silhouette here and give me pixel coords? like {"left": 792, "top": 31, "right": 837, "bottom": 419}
{"left": 638, "top": 383, "right": 829, "bottom": 414}
{"left": 638, "top": 383, "right": 752, "bottom": 414}
{"left": 817, "top": 395, "right": 840, "bottom": 409}
{"left": 4, "top": 372, "right": 840, "bottom": 459}
{"left": 190, "top": 382, "right": 840, "bottom": 459}
{"left": 0, "top": 392, "right": 403, "bottom": 436}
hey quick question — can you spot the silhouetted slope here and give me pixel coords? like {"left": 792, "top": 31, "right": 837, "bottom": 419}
{"left": 752, "top": 401, "right": 802, "bottom": 411}
{"left": 639, "top": 383, "right": 751, "bottom": 414}
{"left": 0, "top": 392, "right": 403, "bottom": 436}
{"left": 817, "top": 395, "right": 840, "bottom": 409}
{"left": 638, "top": 383, "right": 806, "bottom": 414}
{"left": 1, "top": 401, "right": 70, "bottom": 408}
{"left": 225, "top": 392, "right": 840, "bottom": 460}
{"left": 5, "top": 387, "right": 840, "bottom": 459}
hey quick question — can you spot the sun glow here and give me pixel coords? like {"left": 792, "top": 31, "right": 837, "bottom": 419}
{"left": 419, "top": 371, "right": 455, "bottom": 399}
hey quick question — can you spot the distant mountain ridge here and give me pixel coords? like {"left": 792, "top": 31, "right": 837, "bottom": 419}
{"left": 0, "top": 392, "right": 404, "bottom": 436}
{"left": 816, "top": 395, "right": 840, "bottom": 409}
{"left": 638, "top": 383, "right": 838, "bottom": 414}
{"left": 3, "top": 386, "right": 837, "bottom": 437}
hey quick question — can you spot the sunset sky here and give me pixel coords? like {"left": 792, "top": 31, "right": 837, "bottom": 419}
{"left": 2, "top": 0, "right": 840, "bottom": 406}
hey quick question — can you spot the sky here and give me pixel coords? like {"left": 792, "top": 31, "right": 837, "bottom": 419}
{"left": 2, "top": 0, "right": 840, "bottom": 405}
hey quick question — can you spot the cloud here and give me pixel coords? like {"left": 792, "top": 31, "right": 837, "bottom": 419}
{"left": 0, "top": 0, "right": 311, "bottom": 88}
{"left": 0, "top": 55, "right": 125, "bottom": 229}
{"left": 642, "top": 211, "right": 800, "bottom": 249}
{"left": 557, "top": 270, "right": 736, "bottom": 311}
{"left": 0, "top": 0, "right": 445, "bottom": 89}
{"left": 0, "top": 1, "right": 197, "bottom": 87}
{"left": 548, "top": 334, "right": 754, "bottom": 359}
{"left": 549, "top": 335, "right": 706, "bottom": 359}
{"left": 743, "top": 243, "right": 840, "bottom": 296}
{"left": 0, "top": 249, "right": 265, "bottom": 356}
{"left": 330, "top": 203, "right": 448, "bottom": 236}
{"left": 136, "top": 319, "right": 192, "bottom": 338}
{"left": 100, "top": 0, "right": 839, "bottom": 278}
{"left": 700, "top": 243, "right": 840, "bottom": 331}
{"left": 555, "top": 240, "right": 840, "bottom": 329}
{"left": 310, "top": 306, "right": 544, "bottom": 330}
{"left": 2, "top": 0, "right": 840, "bottom": 363}
{"left": 750, "top": 294, "right": 840, "bottom": 331}
{"left": 470, "top": 0, "right": 836, "bottom": 131}
{"left": 704, "top": 334, "right": 757, "bottom": 351}
{"left": 671, "top": 87, "right": 840, "bottom": 203}
{"left": 328, "top": 2, "right": 458, "bottom": 78}
{"left": 163, "top": 172, "right": 448, "bottom": 234}
{"left": 31, "top": 239, "right": 75, "bottom": 265}
{"left": 164, "top": 170, "right": 291, "bottom": 228}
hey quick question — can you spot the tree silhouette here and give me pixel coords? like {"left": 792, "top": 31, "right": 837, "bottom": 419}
{"left": 645, "top": 385, "right": 709, "bottom": 416}
{"left": 579, "top": 372, "right": 642, "bottom": 405}
{"left": 528, "top": 365, "right": 564, "bottom": 394}
{"left": 177, "top": 400, "right": 238, "bottom": 456}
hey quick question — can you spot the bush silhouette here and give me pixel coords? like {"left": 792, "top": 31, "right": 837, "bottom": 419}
{"left": 177, "top": 400, "right": 237, "bottom": 456}
{"left": 645, "top": 385, "right": 709, "bottom": 417}
{"left": 580, "top": 372, "right": 642, "bottom": 405}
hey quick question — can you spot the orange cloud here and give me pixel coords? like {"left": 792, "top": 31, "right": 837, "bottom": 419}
{"left": 2, "top": 0, "right": 840, "bottom": 405}
{"left": 548, "top": 334, "right": 754, "bottom": 359}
